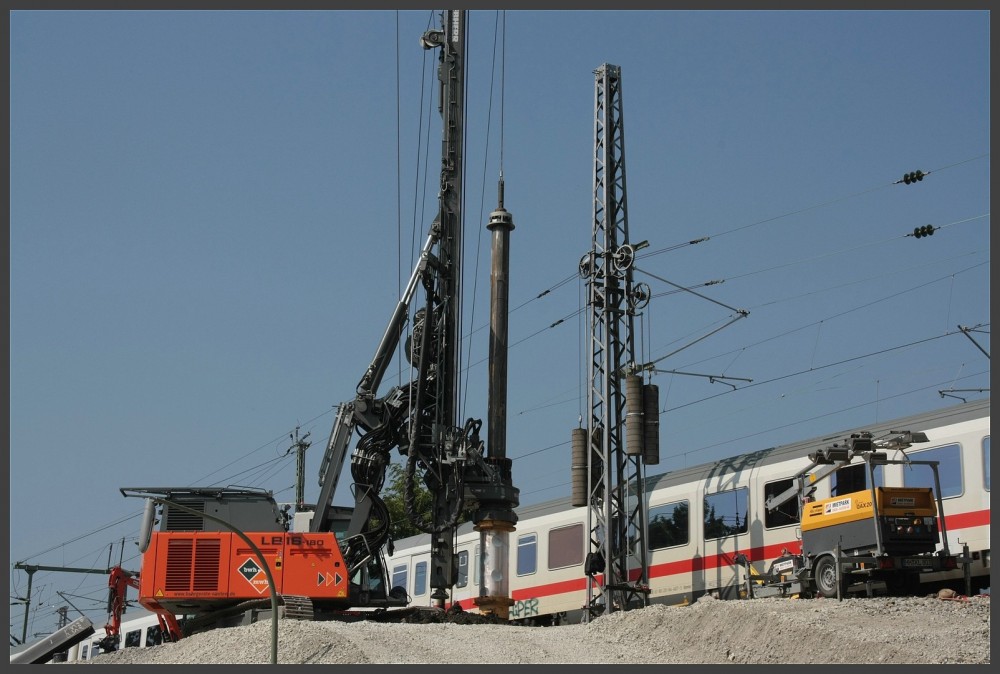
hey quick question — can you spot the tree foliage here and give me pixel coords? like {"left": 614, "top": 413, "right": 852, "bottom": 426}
{"left": 382, "top": 462, "right": 433, "bottom": 540}
{"left": 381, "top": 461, "right": 473, "bottom": 541}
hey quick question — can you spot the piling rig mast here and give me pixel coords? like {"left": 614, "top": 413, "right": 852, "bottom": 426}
{"left": 310, "top": 8, "right": 518, "bottom": 612}
{"left": 576, "top": 64, "right": 653, "bottom": 621}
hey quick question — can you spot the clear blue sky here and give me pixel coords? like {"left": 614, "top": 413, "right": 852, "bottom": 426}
{"left": 9, "top": 10, "right": 989, "bottom": 636}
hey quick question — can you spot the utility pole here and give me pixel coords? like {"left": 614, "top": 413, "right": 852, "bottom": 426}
{"left": 289, "top": 427, "right": 312, "bottom": 512}
{"left": 577, "top": 63, "right": 652, "bottom": 621}
{"left": 12, "top": 563, "right": 115, "bottom": 645}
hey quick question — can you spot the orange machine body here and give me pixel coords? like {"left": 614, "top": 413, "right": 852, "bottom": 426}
{"left": 137, "top": 531, "right": 350, "bottom": 616}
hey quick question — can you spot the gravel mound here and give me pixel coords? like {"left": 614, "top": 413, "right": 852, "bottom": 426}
{"left": 72, "top": 595, "right": 990, "bottom": 665}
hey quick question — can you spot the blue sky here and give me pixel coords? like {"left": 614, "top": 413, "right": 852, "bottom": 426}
{"left": 9, "top": 10, "right": 989, "bottom": 635}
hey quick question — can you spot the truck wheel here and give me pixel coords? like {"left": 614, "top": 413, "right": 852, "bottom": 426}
{"left": 814, "top": 555, "right": 842, "bottom": 599}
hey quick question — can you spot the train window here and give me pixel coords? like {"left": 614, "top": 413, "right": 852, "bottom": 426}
{"left": 124, "top": 629, "right": 141, "bottom": 648}
{"left": 517, "top": 533, "right": 537, "bottom": 576}
{"left": 456, "top": 550, "right": 469, "bottom": 588}
{"left": 548, "top": 523, "right": 584, "bottom": 569}
{"left": 146, "top": 624, "right": 163, "bottom": 647}
{"left": 413, "top": 561, "right": 428, "bottom": 596}
{"left": 984, "top": 436, "right": 990, "bottom": 491}
{"left": 391, "top": 563, "right": 408, "bottom": 593}
{"left": 832, "top": 463, "right": 884, "bottom": 495}
{"left": 81, "top": 645, "right": 88, "bottom": 660}
{"left": 904, "top": 443, "right": 963, "bottom": 498}
{"left": 648, "top": 500, "right": 689, "bottom": 549}
{"left": 763, "top": 479, "right": 799, "bottom": 529}
{"left": 704, "top": 487, "right": 748, "bottom": 540}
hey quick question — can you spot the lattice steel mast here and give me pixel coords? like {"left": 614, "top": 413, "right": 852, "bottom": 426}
{"left": 575, "top": 63, "right": 654, "bottom": 621}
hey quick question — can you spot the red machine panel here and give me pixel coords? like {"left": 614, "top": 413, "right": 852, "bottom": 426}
{"left": 274, "top": 533, "right": 349, "bottom": 599}
{"left": 138, "top": 531, "right": 348, "bottom": 615}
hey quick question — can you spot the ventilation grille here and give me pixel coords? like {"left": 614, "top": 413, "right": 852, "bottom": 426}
{"left": 165, "top": 502, "right": 205, "bottom": 531}
{"left": 164, "top": 537, "right": 222, "bottom": 592}
{"left": 164, "top": 539, "right": 194, "bottom": 591}
{"left": 193, "top": 539, "right": 221, "bottom": 591}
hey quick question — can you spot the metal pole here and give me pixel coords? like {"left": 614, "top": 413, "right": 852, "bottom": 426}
{"left": 20, "top": 568, "right": 35, "bottom": 644}
{"left": 835, "top": 541, "right": 843, "bottom": 602}
{"left": 474, "top": 179, "right": 518, "bottom": 619}
{"left": 963, "top": 542, "right": 972, "bottom": 596}
{"left": 14, "top": 563, "right": 117, "bottom": 642}
{"left": 153, "top": 498, "right": 279, "bottom": 665}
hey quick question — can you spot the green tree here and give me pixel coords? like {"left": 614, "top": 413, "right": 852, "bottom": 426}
{"left": 381, "top": 462, "right": 473, "bottom": 541}
{"left": 382, "top": 462, "right": 433, "bottom": 540}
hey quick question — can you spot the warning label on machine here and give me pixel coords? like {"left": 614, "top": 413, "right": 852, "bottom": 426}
{"left": 238, "top": 558, "right": 270, "bottom": 595}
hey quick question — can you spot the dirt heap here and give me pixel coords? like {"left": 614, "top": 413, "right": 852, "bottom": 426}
{"left": 72, "top": 594, "right": 990, "bottom": 665}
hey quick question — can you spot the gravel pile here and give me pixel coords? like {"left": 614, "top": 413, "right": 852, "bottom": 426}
{"left": 72, "top": 594, "right": 990, "bottom": 665}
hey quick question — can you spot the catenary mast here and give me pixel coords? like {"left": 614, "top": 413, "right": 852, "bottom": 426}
{"left": 575, "top": 63, "right": 654, "bottom": 621}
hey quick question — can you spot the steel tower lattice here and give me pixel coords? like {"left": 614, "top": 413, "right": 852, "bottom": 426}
{"left": 580, "top": 63, "right": 651, "bottom": 621}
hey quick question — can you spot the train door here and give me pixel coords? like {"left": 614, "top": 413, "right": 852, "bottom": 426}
{"left": 448, "top": 545, "right": 474, "bottom": 608}
{"left": 508, "top": 529, "right": 538, "bottom": 614}
{"left": 701, "top": 482, "right": 750, "bottom": 598}
{"left": 388, "top": 558, "right": 410, "bottom": 603}
{"left": 83, "top": 636, "right": 104, "bottom": 660}
{"left": 409, "top": 553, "right": 432, "bottom": 606}
{"left": 646, "top": 494, "right": 694, "bottom": 602}
{"left": 758, "top": 474, "right": 804, "bottom": 557}
{"left": 901, "top": 434, "right": 984, "bottom": 587}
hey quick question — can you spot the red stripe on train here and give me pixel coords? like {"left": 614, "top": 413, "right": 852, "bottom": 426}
{"left": 512, "top": 576, "right": 588, "bottom": 601}
{"left": 507, "top": 507, "right": 990, "bottom": 601}
{"left": 943, "top": 508, "right": 990, "bottom": 530}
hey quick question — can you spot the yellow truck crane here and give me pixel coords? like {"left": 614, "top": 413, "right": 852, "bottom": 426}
{"left": 748, "top": 431, "right": 959, "bottom": 599}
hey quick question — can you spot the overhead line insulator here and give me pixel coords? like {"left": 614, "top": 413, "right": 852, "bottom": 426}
{"left": 900, "top": 169, "right": 926, "bottom": 185}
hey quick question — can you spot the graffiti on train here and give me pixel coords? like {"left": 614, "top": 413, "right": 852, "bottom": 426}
{"left": 510, "top": 598, "right": 540, "bottom": 619}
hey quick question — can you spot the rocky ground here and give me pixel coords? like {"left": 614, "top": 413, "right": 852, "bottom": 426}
{"left": 71, "top": 593, "right": 990, "bottom": 665}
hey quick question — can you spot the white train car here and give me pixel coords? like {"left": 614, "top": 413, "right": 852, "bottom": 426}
{"left": 386, "top": 398, "right": 989, "bottom": 623}
{"left": 61, "top": 612, "right": 173, "bottom": 663}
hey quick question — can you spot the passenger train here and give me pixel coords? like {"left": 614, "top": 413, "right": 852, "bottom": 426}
{"left": 386, "top": 398, "right": 990, "bottom": 624}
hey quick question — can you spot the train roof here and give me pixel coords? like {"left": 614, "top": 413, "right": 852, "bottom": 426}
{"left": 391, "top": 397, "right": 989, "bottom": 550}
{"left": 509, "top": 398, "right": 988, "bottom": 521}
